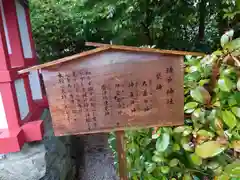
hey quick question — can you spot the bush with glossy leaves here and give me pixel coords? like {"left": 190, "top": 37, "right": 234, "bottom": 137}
{"left": 109, "top": 30, "right": 240, "bottom": 180}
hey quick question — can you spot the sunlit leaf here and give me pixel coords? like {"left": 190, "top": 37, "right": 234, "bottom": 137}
{"left": 190, "top": 87, "right": 211, "bottom": 104}
{"left": 231, "top": 107, "right": 240, "bottom": 118}
{"left": 145, "top": 162, "right": 156, "bottom": 173}
{"left": 183, "top": 173, "right": 192, "bottom": 180}
{"left": 152, "top": 155, "right": 166, "bottom": 163}
{"left": 172, "top": 143, "right": 181, "bottom": 152}
{"left": 228, "top": 98, "right": 237, "bottom": 106}
{"left": 160, "top": 166, "right": 170, "bottom": 174}
{"left": 224, "top": 160, "right": 240, "bottom": 177}
{"left": 231, "top": 140, "right": 240, "bottom": 152}
{"left": 224, "top": 38, "right": 240, "bottom": 52}
{"left": 190, "top": 153, "right": 202, "bottom": 166}
{"left": 221, "top": 33, "right": 230, "bottom": 48}
{"left": 169, "top": 158, "right": 179, "bottom": 167}
{"left": 222, "top": 110, "right": 237, "bottom": 129}
{"left": 183, "top": 126, "right": 193, "bottom": 136}
{"left": 197, "top": 129, "right": 215, "bottom": 139}
{"left": 207, "top": 161, "right": 220, "bottom": 170}
{"left": 237, "top": 78, "right": 240, "bottom": 91}
{"left": 218, "top": 77, "right": 234, "bottom": 92}
{"left": 173, "top": 126, "right": 185, "bottom": 133}
{"left": 215, "top": 174, "right": 230, "bottom": 180}
{"left": 156, "top": 133, "right": 170, "bottom": 152}
{"left": 152, "top": 133, "right": 160, "bottom": 139}
{"left": 184, "top": 102, "right": 198, "bottom": 110}
{"left": 181, "top": 137, "right": 194, "bottom": 152}
{"left": 195, "top": 141, "right": 226, "bottom": 158}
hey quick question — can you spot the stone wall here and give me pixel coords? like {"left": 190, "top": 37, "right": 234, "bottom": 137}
{"left": 0, "top": 109, "right": 83, "bottom": 180}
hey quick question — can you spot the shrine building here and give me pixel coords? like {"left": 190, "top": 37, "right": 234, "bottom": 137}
{"left": 0, "top": 0, "right": 47, "bottom": 154}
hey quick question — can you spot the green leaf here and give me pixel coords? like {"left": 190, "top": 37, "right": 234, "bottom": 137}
{"left": 172, "top": 143, "right": 181, "bottom": 152}
{"left": 169, "top": 158, "right": 179, "bottom": 167}
{"left": 237, "top": 78, "right": 240, "bottom": 91}
{"left": 190, "top": 153, "right": 202, "bottom": 166}
{"left": 173, "top": 126, "right": 185, "bottom": 133}
{"left": 221, "top": 30, "right": 234, "bottom": 48}
{"left": 183, "top": 173, "right": 192, "bottom": 180}
{"left": 184, "top": 102, "right": 198, "bottom": 110}
{"left": 231, "top": 141, "right": 240, "bottom": 152}
{"left": 233, "top": 92, "right": 240, "bottom": 104}
{"left": 152, "top": 133, "right": 160, "bottom": 139}
{"left": 215, "top": 174, "right": 230, "bottom": 180}
{"left": 195, "top": 141, "right": 226, "bottom": 158}
{"left": 181, "top": 137, "right": 194, "bottom": 152}
{"left": 145, "top": 162, "right": 156, "bottom": 173}
{"left": 127, "top": 142, "right": 139, "bottom": 154}
{"left": 192, "top": 108, "right": 205, "bottom": 122}
{"left": 218, "top": 77, "right": 234, "bottom": 92}
{"left": 221, "top": 33, "right": 230, "bottom": 48}
{"left": 190, "top": 87, "right": 211, "bottom": 104}
{"left": 224, "top": 160, "right": 240, "bottom": 177}
{"left": 199, "top": 79, "right": 210, "bottom": 86}
{"left": 152, "top": 155, "right": 166, "bottom": 163}
{"left": 207, "top": 161, "right": 220, "bottom": 170}
{"left": 214, "top": 166, "right": 223, "bottom": 175}
{"left": 224, "top": 38, "right": 240, "bottom": 52}
{"left": 222, "top": 110, "right": 237, "bottom": 129}
{"left": 237, "top": 0, "right": 240, "bottom": 9}
{"left": 185, "top": 109, "right": 195, "bottom": 114}
{"left": 183, "top": 127, "right": 193, "bottom": 136}
{"left": 156, "top": 133, "right": 170, "bottom": 152}
{"left": 228, "top": 97, "right": 238, "bottom": 106}
{"left": 225, "top": 29, "right": 234, "bottom": 39}
{"left": 197, "top": 130, "right": 215, "bottom": 138}
{"left": 231, "top": 107, "right": 240, "bottom": 118}
{"left": 160, "top": 166, "right": 170, "bottom": 174}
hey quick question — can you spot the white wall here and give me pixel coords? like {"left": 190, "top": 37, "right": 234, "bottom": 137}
{"left": 29, "top": 70, "right": 43, "bottom": 100}
{"left": 0, "top": 0, "right": 12, "bottom": 54}
{"left": 14, "top": 78, "right": 29, "bottom": 120}
{"left": 15, "top": 0, "right": 32, "bottom": 58}
{"left": 0, "top": 92, "right": 8, "bottom": 129}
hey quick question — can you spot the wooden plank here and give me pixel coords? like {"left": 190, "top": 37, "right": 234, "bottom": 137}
{"left": 41, "top": 51, "right": 184, "bottom": 136}
{"left": 85, "top": 41, "right": 206, "bottom": 56}
{"left": 18, "top": 47, "right": 110, "bottom": 74}
{"left": 116, "top": 131, "right": 128, "bottom": 180}
{"left": 18, "top": 44, "right": 205, "bottom": 74}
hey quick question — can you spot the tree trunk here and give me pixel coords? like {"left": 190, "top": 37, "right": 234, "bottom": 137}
{"left": 198, "top": 0, "right": 206, "bottom": 42}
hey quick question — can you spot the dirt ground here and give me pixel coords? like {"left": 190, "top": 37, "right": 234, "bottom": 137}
{"left": 79, "top": 133, "right": 119, "bottom": 180}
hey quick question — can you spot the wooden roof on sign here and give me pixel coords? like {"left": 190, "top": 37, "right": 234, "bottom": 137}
{"left": 18, "top": 43, "right": 205, "bottom": 74}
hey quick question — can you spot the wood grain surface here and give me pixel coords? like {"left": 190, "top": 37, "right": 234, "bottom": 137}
{"left": 41, "top": 50, "right": 184, "bottom": 136}
{"left": 18, "top": 45, "right": 204, "bottom": 74}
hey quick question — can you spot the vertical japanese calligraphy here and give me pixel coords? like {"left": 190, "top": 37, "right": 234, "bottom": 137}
{"left": 44, "top": 54, "right": 184, "bottom": 136}
{"left": 166, "top": 65, "right": 175, "bottom": 105}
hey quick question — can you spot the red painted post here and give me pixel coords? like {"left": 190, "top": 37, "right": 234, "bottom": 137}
{"left": 0, "top": 83, "right": 21, "bottom": 129}
{"left": 0, "top": 0, "right": 46, "bottom": 153}
{"left": 2, "top": 0, "right": 25, "bottom": 68}
{"left": 0, "top": 6, "right": 10, "bottom": 70}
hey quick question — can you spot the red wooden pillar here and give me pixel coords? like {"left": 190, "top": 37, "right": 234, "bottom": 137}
{"left": 0, "top": 1, "right": 24, "bottom": 153}
{"left": 0, "top": 0, "right": 47, "bottom": 153}
{"left": 3, "top": 0, "right": 25, "bottom": 68}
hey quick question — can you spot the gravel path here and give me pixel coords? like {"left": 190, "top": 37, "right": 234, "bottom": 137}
{"left": 79, "top": 133, "right": 119, "bottom": 180}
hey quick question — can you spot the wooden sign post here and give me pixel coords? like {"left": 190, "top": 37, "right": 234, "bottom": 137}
{"left": 19, "top": 44, "right": 203, "bottom": 179}
{"left": 116, "top": 130, "right": 128, "bottom": 180}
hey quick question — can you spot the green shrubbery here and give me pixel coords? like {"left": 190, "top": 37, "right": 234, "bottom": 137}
{"left": 109, "top": 31, "right": 240, "bottom": 180}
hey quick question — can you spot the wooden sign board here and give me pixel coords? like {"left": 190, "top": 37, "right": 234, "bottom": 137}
{"left": 20, "top": 46, "right": 187, "bottom": 136}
